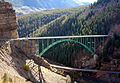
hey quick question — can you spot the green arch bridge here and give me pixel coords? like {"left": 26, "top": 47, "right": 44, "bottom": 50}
{"left": 0, "top": 35, "right": 109, "bottom": 57}
{"left": 0, "top": 35, "right": 111, "bottom": 63}
{"left": 38, "top": 39, "right": 95, "bottom": 57}
{"left": 34, "top": 35, "right": 109, "bottom": 58}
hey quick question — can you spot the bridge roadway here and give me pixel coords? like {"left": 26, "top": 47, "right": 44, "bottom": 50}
{"left": 0, "top": 35, "right": 111, "bottom": 40}
{"left": 50, "top": 64, "right": 120, "bottom": 74}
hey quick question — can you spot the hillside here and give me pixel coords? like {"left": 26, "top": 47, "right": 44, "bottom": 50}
{"left": 17, "top": 6, "right": 87, "bottom": 37}
{"left": 0, "top": 40, "right": 70, "bottom": 83}
{"left": 0, "top": 43, "right": 31, "bottom": 83}
{"left": 30, "top": 0, "right": 120, "bottom": 37}
{"left": 6, "top": 0, "right": 90, "bottom": 15}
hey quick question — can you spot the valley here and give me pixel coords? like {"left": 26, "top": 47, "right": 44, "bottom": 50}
{"left": 0, "top": 0, "right": 120, "bottom": 83}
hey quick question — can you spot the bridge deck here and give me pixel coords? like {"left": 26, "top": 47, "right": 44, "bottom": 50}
{"left": 0, "top": 35, "right": 111, "bottom": 40}
{"left": 50, "top": 64, "right": 120, "bottom": 74}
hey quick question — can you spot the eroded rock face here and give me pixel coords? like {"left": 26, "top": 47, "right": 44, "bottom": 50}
{"left": 13, "top": 40, "right": 37, "bottom": 57}
{"left": 0, "top": 2, "right": 18, "bottom": 38}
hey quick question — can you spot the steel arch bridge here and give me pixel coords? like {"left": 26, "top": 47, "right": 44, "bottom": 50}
{"left": 35, "top": 35, "right": 108, "bottom": 58}
{"left": 38, "top": 39, "right": 95, "bottom": 57}
{"left": 0, "top": 35, "right": 109, "bottom": 57}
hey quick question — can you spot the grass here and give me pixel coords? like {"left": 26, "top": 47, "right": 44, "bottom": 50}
{"left": 2, "top": 73, "right": 8, "bottom": 83}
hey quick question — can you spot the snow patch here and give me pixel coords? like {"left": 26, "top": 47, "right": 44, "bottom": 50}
{"left": 14, "top": 6, "right": 45, "bottom": 15}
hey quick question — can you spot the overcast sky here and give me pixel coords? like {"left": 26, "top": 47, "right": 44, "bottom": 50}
{"left": 74, "top": 0, "right": 97, "bottom": 3}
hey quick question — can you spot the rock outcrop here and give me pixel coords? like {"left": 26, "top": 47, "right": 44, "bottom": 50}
{"left": 0, "top": 2, "right": 18, "bottom": 38}
{"left": 0, "top": 41, "right": 68, "bottom": 83}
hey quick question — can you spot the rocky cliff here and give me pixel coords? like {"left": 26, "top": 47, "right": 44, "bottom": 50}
{"left": 0, "top": 2, "right": 18, "bottom": 38}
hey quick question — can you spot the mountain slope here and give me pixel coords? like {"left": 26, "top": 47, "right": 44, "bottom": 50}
{"left": 17, "top": 6, "right": 87, "bottom": 37}
{"left": 6, "top": 0, "right": 90, "bottom": 15}
{"left": 30, "top": 0, "right": 120, "bottom": 37}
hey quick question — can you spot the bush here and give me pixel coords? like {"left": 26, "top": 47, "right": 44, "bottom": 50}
{"left": 2, "top": 73, "right": 7, "bottom": 83}
{"left": 23, "top": 64, "right": 29, "bottom": 71}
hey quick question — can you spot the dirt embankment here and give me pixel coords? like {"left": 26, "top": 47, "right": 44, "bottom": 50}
{"left": 0, "top": 41, "right": 31, "bottom": 83}
{"left": 0, "top": 40, "right": 70, "bottom": 83}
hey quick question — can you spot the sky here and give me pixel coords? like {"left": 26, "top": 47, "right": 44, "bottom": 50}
{"left": 74, "top": 0, "right": 97, "bottom": 3}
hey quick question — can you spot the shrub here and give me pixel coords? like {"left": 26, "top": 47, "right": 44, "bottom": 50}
{"left": 2, "top": 73, "right": 7, "bottom": 83}
{"left": 23, "top": 64, "right": 29, "bottom": 71}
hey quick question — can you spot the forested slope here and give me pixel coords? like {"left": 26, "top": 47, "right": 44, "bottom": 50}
{"left": 17, "top": 6, "right": 87, "bottom": 37}
{"left": 7, "top": 0, "right": 90, "bottom": 15}
{"left": 30, "top": 0, "right": 120, "bottom": 37}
